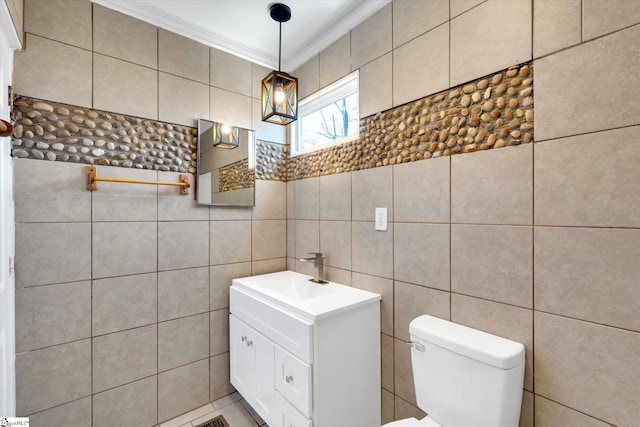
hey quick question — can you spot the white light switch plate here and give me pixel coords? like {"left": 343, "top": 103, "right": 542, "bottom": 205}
{"left": 375, "top": 207, "right": 387, "bottom": 231}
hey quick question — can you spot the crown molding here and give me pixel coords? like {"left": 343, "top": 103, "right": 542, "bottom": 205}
{"left": 91, "top": 0, "right": 278, "bottom": 68}
{"left": 91, "top": 0, "right": 391, "bottom": 73}
{"left": 284, "top": 0, "right": 390, "bottom": 72}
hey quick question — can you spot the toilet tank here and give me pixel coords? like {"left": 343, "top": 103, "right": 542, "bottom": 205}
{"left": 409, "top": 315, "right": 525, "bottom": 427}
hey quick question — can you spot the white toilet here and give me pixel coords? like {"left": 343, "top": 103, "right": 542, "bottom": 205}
{"left": 385, "top": 315, "right": 526, "bottom": 427}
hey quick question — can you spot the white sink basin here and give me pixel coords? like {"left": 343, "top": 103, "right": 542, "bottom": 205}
{"left": 231, "top": 270, "right": 380, "bottom": 320}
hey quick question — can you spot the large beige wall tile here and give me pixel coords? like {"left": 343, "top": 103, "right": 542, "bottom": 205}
{"left": 535, "top": 25, "right": 640, "bottom": 140}
{"left": 159, "top": 72, "right": 209, "bottom": 127}
{"left": 91, "top": 168, "right": 157, "bottom": 222}
{"left": 16, "top": 281, "right": 91, "bottom": 352}
{"left": 319, "top": 34, "right": 351, "bottom": 87}
{"left": 535, "top": 227, "right": 640, "bottom": 332}
{"left": 535, "top": 127, "right": 640, "bottom": 227}
{"left": 93, "top": 54, "right": 158, "bottom": 120}
{"left": 252, "top": 219, "right": 286, "bottom": 260}
{"left": 520, "top": 391, "right": 534, "bottom": 427}
{"left": 209, "top": 220, "right": 251, "bottom": 265}
{"left": 451, "top": 294, "right": 533, "bottom": 391}
{"left": 92, "top": 273, "right": 157, "bottom": 336}
{"left": 451, "top": 224, "right": 532, "bottom": 308}
{"left": 535, "top": 395, "right": 614, "bottom": 427}
{"left": 93, "top": 4, "right": 157, "bottom": 69}
{"left": 158, "top": 221, "right": 209, "bottom": 270}
{"left": 252, "top": 257, "right": 286, "bottom": 276}
{"left": 93, "top": 376, "right": 157, "bottom": 427}
{"left": 210, "top": 309, "right": 229, "bottom": 356}
{"left": 28, "top": 397, "right": 92, "bottom": 427}
{"left": 15, "top": 222, "right": 91, "bottom": 288}
{"left": 352, "top": 222, "right": 393, "bottom": 279}
{"left": 352, "top": 165, "right": 393, "bottom": 221}
{"left": 351, "top": 3, "right": 392, "bottom": 69}
{"left": 295, "top": 177, "right": 319, "bottom": 219}
{"left": 210, "top": 353, "right": 234, "bottom": 401}
{"left": 535, "top": 312, "right": 640, "bottom": 426}
{"left": 16, "top": 340, "right": 91, "bottom": 416}
{"left": 359, "top": 52, "right": 392, "bottom": 118}
{"left": 210, "top": 48, "right": 252, "bottom": 96}
{"left": 158, "top": 360, "right": 210, "bottom": 422}
{"left": 158, "top": 313, "right": 209, "bottom": 372}
{"left": 294, "top": 55, "right": 319, "bottom": 99}
{"left": 381, "top": 334, "right": 394, "bottom": 392}
{"left": 394, "top": 281, "right": 450, "bottom": 341}
{"left": 159, "top": 267, "right": 210, "bottom": 321}
{"left": 210, "top": 87, "right": 252, "bottom": 129}
{"left": 294, "top": 220, "right": 319, "bottom": 259}
{"left": 253, "top": 180, "right": 286, "bottom": 220}
{"left": 393, "top": 156, "right": 449, "bottom": 223}
{"left": 583, "top": 0, "right": 640, "bottom": 41}
{"left": 14, "top": 34, "right": 92, "bottom": 107}
{"left": 393, "top": 0, "right": 449, "bottom": 48}
{"left": 450, "top": 0, "right": 532, "bottom": 86}
{"left": 450, "top": 0, "right": 485, "bottom": 18}
{"left": 92, "top": 325, "right": 157, "bottom": 393}
{"left": 252, "top": 62, "right": 272, "bottom": 100}
{"left": 210, "top": 205, "right": 251, "bottom": 221}
{"left": 394, "top": 337, "right": 416, "bottom": 405}
{"left": 287, "top": 180, "right": 295, "bottom": 219}
{"left": 159, "top": 29, "right": 209, "bottom": 83}
{"left": 394, "top": 396, "right": 426, "bottom": 422}
{"left": 533, "top": 0, "right": 581, "bottom": 58}
{"left": 319, "top": 172, "right": 351, "bottom": 221}
{"left": 14, "top": 159, "right": 90, "bottom": 223}
{"left": 25, "top": 0, "right": 91, "bottom": 49}
{"left": 92, "top": 222, "right": 157, "bottom": 279}
{"left": 319, "top": 220, "right": 351, "bottom": 270}
{"left": 210, "top": 263, "right": 251, "bottom": 311}
{"left": 352, "top": 272, "right": 393, "bottom": 336}
{"left": 394, "top": 24, "right": 449, "bottom": 106}
{"left": 451, "top": 144, "right": 532, "bottom": 225}
{"left": 158, "top": 172, "right": 210, "bottom": 221}
{"left": 394, "top": 223, "right": 449, "bottom": 290}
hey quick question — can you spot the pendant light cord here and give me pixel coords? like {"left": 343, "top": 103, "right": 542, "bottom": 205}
{"left": 278, "top": 21, "right": 282, "bottom": 72}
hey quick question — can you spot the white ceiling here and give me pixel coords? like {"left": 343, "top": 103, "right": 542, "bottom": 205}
{"left": 93, "top": 0, "right": 390, "bottom": 72}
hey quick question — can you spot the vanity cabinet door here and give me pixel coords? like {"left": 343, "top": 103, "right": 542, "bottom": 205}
{"left": 230, "top": 314, "right": 276, "bottom": 426}
{"left": 230, "top": 314, "right": 256, "bottom": 400}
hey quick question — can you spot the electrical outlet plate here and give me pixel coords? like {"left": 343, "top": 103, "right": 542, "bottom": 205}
{"left": 375, "top": 207, "right": 387, "bottom": 231}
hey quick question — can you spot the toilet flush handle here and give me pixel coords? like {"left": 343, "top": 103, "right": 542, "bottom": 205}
{"left": 407, "top": 341, "right": 425, "bottom": 352}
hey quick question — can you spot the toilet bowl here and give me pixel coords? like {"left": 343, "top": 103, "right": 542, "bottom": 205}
{"left": 381, "top": 315, "right": 526, "bottom": 427}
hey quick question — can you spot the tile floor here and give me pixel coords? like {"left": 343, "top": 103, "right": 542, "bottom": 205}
{"left": 156, "top": 392, "right": 267, "bottom": 427}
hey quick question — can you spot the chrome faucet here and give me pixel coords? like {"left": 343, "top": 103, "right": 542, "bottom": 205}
{"left": 299, "top": 252, "right": 328, "bottom": 284}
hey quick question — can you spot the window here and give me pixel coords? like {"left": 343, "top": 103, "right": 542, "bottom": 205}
{"left": 291, "top": 71, "right": 359, "bottom": 156}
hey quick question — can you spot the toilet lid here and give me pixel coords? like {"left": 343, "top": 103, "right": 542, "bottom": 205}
{"left": 383, "top": 417, "right": 443, "bottom": 427}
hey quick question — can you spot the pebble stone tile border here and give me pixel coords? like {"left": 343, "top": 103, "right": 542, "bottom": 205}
{"left": 287, "top": 62, "right": 534, "bottom": 180}
{"left": 219, "top": 159, "right": 255, "bottom": 191}
{"left": 10, "top": 62, "right": 533, "bottom": 183}
{"left": 10, "top": 96, "right": 287, "bottom": 181}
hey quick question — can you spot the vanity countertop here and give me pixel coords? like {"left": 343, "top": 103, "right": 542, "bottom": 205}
{"left": 232, "top": 270, "right": 381, "bottom": 320}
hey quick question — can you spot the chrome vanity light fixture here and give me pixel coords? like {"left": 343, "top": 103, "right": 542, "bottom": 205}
{"left": 212, "top": 122, "right": 239, "bottom": 149}
{"left": 261, "top": 3, "right": 298, "bottom": 125}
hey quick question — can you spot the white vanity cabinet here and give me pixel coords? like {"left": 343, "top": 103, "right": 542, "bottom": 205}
{"left": 229, "top": 271, "right": 381, "bottom": 427}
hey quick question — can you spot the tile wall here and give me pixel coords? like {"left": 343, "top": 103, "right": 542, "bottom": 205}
{"left": 13, "top": 159, "right": 286, "bottom": 424}
{"left": 290, "top": 1, "right": 640, "bottom": 426}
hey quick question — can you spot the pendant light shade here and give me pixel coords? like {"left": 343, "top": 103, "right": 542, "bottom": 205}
{"left": 261, "top": 3, "right": 298, "bottom": 125}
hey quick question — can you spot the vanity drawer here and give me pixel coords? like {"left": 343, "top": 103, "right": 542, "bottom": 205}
{"left": 276, "top": 392, "right": 312, "bottom": 427}
{"left": 230, "top": 287, "right": 313, "bottom": 362}
{"left": 275, "top": 345, "right": 312, "bottom": 418}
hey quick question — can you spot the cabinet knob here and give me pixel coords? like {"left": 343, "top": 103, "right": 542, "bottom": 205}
{"left": 285, "top": 375, "right": 293, "bottom": 384}
{"left": 241, "top": 335, "right": 246, "bottom": 342}
{"left": 247, "top": 340, "right": 253, "bottom": 347}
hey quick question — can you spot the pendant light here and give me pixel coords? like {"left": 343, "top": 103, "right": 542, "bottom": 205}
{"left": 212, "top": 122, "right": 239, "bottom": 149}
{"left": 261, "top": 3, "right": 298, "bottom": 125}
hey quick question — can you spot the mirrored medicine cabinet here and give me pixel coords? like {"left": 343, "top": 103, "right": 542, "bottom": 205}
{"left": 196, "top": 119, "right": 256, "bottom": 207}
